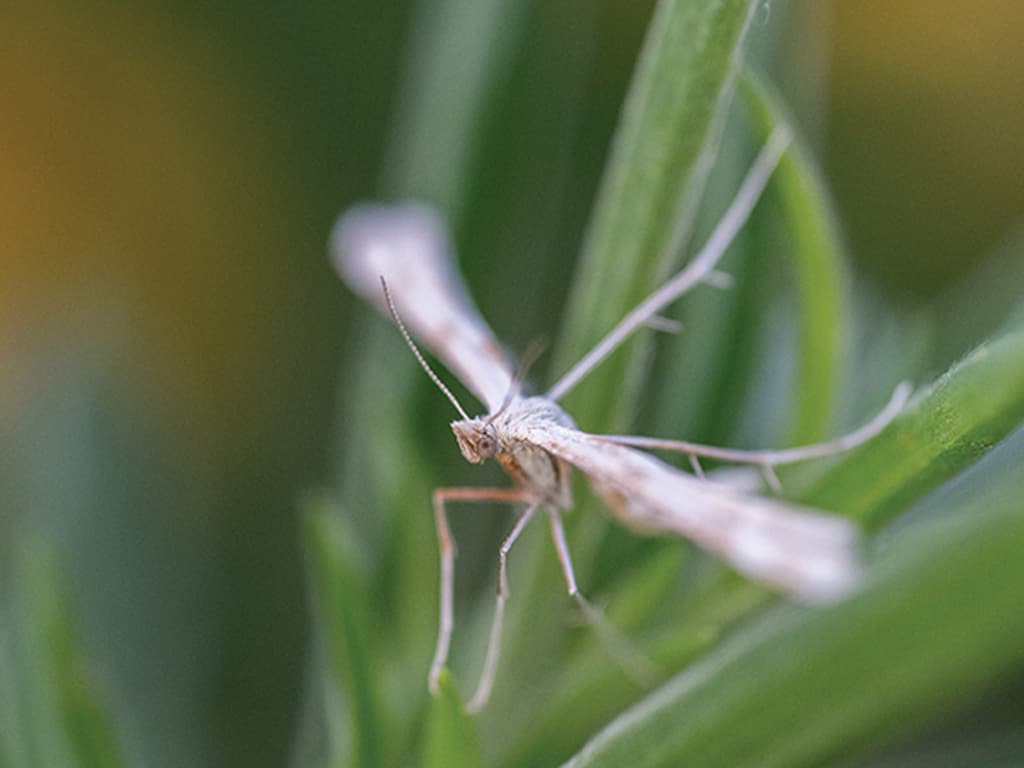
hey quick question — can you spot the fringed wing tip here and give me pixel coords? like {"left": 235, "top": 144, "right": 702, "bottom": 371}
{"left": 726, "top": 510, "right": 864, "bottom": 604}
{"left": 329, "top": 203, "right": 445, "bottom": 298}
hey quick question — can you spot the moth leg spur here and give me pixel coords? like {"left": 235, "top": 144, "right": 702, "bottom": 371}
{"left": 428, "top": 487, "right": 533, "bottom": 700}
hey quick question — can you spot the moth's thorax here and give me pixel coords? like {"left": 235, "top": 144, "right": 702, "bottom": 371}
{"left": 450, "top": 396, "right": 574, "bottom": 507}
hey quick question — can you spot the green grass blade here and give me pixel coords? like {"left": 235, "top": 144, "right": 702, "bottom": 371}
{"left": 562, "top": 433, "right": 1024, "bottom": 768}
{"left": 930, "top": 231, "right": 1024, "bottom": 370}
{"left": 0, "top": 610, "right": 29, "bottom": 768}
{"left": 553, "top": 0, "right": 758, "bottom": 431}
{"left": 337, "top": 325, "right": 438, "bottom": 670}
{"left": 381, "top": 0, "right": 528, "bottom": 212}
{"left": 423, "top": 670, "right": 482, "bottom": 768}
{"left": 500, "top": 622, "right": 716, "bottom": 768}
{"left": 741, "top": 72, "right": 848, "bottom": 444}
{"left": 492, "top": 0, "right": 764, "bottom": 748}
{"left": 640, "top": 110, "right": 758, "bottom": 445}
{"left": 795, "top": 330, "right": 1024, "bottom": 529}
{"left": 302, "top": 500, "right": 383, "bottom": 768}
{"left": 11, "top": 533, "right": 126, "bottom": 768}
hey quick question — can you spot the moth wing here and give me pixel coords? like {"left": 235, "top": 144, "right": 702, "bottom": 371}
{"left": 331, "top": 204, "right": 514, "bottom": 413}
{"left": 519, "top": 421, "right": 861, "bottom": 602}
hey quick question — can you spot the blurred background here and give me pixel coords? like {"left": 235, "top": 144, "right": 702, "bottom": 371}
{"left": 1, "top": 1, "right": 1022, "bottom": 766}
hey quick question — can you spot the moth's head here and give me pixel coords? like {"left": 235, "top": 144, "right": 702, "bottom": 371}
{"left": 451, "top": 418, "right": 499, "bottom": 464}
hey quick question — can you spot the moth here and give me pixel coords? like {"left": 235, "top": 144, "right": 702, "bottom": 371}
{"left": 331, "top": 129, "right": 909, "bottom": 712}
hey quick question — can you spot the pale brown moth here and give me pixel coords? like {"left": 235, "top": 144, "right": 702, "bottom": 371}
{"left": 331, "top": 129, "right": 909, "bottom": 712}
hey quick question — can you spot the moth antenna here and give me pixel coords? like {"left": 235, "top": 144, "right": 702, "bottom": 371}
{"left": 487, "top": 337, "right": 547, "bottom": 424}
{"left": 380, "top": 277, "right": 471, "bottom": 420}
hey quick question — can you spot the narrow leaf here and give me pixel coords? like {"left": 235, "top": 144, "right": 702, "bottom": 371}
{"left": 11, "top": 532, "right": 126, "bottom": 768}
{"left": 554, "top": 0, "right": 758, "bottom": 432}
{"left": 642, "top": 113, "right": 758, "bottom": 444}
{"left": 302, "top": 500, "right": 383, "bottom": 768}
{"left": 501, "top": 621, "right": 715, "bottom": 768}
{"left": 382, "top": 0, "right": 528, "bottom": 213}
{"left": 496, "top": 0, "right": 765, "bottom": 740}
{"left": 741, "top": 72, "right": 848, "bottom": 444}
{"left": 0, "top": 610, "right": 29, "bottom": 768}
{"left": 423, "top": 670, "right": 482, "bottom": 768}
{"left": 796, "top": 330, "right": 1024, "bottom": 529}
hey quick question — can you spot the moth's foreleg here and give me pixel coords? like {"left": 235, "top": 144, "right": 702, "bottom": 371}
{"left": 428, "top": 487, "right": 531, "bottom": 701}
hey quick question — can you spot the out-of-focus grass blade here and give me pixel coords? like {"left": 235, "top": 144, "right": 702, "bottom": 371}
{"left": 846, "top": 688, "right": 1024, "bottom": 768}
{"left": 10, "top": 532, "right": 126, "bottom": 768}
{"left": 337, "top": 328, "right": 437, "bottom": 667}
{"left": 331, "top": 322, "right": 449, "bottom": 757}
{"left": 641, "top": 111, "right": 756, "bottom": 445}
{"left": 302, "top": 500, "right": 383, "bottom": 768}
{"left": 604, "top": 544, "right": 686, "bottom": 632}
{"left": 0, "top": 610, "right": 29, "bottom": 768}
{"left": 795, "top": 330, "right": 1024, "bottom": 529}
{"left": 554, "top": 0, "right": 759, "bottom": 432}
{"left": 423, "top": 670, "right": 481, "bottom": 768}
{"left": 842, "top": 295, "right": 936, "bottom": 432}
{"left": 741, "top": 72, "right": 847, "bottom": 444}
{"left": 666, "top": 72, "right": 848, "bottom": 452}
{"left": 496, "top": 544, "right": 695, "bottom": 766}
{"left": 500, "top": 621, "right": 716, "bottom": 768}
{"left": 930, "top": 230, "right": 1024, "bottom": 370}
{"left": 381, "top": 0, "right": 528, "bottom": 212}
{"left": 1001, "top": 295, "right": 1024, "bottom": 334}
{"left": 561, "top": 432, "right": 1024, "bottom": 768}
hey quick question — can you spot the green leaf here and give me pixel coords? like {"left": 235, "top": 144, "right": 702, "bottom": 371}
{"left": 562, "top": 434, "right": 1024, "bottom": 768}
{"left": 302, "top": 500, "right": 383, "bottom": 768}
{"left": 796, "top": 330, "right": 1024, "bottom": 529}
{"left": 423, "top": 670, "right": 482, "bottom": 768}
{"left": 381, "top": 0, "right": 528, "bottom": 217}
{"left": 553, "top": 0, "right": 758, "bottom": 432}
{"left": 605, "top": 543, "right": 687, "bottom": 632}
{"left": 740, "top": 72, "right": 848, "bottom": 444}
{"left": 930, "top": 231, "right": 1024, "bottom": 370}
{"left": 492, "top": 0, "right": 766, "bottom": 748}
{"left": 500, "top": 620, "right": 716, "bottom": 768}
{"left": 0, "top": 612, "right": 28, "bottom": 768}
{"left": 652, "top": 69, "right": 851, "bottom": 452}
{"left": 641, "top": 110, "right": 758, "bottom": 445}
{"left": 9, "top": 532, "right": 126, "bottom": 768}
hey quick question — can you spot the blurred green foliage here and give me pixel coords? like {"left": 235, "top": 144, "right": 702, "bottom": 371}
{"left": 2, "top": 1, "right": 1023, "bottom": 767}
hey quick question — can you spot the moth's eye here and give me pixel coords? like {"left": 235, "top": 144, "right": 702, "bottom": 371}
{"left": 477, "top": 434, "right": 497, "bottom": 457}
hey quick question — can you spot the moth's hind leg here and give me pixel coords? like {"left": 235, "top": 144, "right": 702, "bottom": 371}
{"left": 546, "top": 510, "right": 659, "bottom": 687}
{"left": 591, "top": 381, "right": 912, "bottom": 491}
{"left": 429, "top": 487, "right": 531, "bottom": 699}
